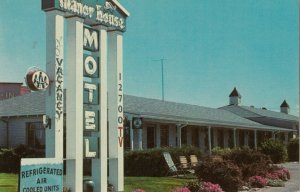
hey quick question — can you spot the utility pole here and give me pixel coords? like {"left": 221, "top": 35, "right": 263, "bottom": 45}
{"left": 153, "top": 58, "right": 166, "bottom": 101}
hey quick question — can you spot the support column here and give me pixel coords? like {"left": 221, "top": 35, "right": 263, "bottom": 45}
{"left": 65, "top": 17, "right": 84, "bottom": 192}
{"left": 208, "top": 126, "right": 212, "bottom": 155}
{"left": 254, "top": 130, "right": 257, "bottom": 150}
{"left": 91, "top": 25, "right": 108, "bottom": 192}
{"left": 169, "top": 125, "right": 177, "bottom": 147}
{"left": 156, "top": 124, "right": 161, "bottom": 148}
{"left": 129, "top": 116, "right": 134, "bottom": 151}
{"left": 233, "top": 129, "right": 237, "bottom": 148}
{"left": 177, "top": 125, "right": 182, "bottom": 148}
{"left": 45, "top": 10, "right": 64, "bottom": 159}
{"left": 108, "top": 31, "right": 124, "bottom": 191}
{"left": 199, "top": 128, "right": 205, "bottom": 152}
{"left": 138, "top": 129, "right": 143, "bottom": 150}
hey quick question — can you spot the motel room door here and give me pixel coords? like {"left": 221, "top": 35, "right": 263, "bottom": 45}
{"left": 147, "top": 126, "right": 156, "bottom": 148}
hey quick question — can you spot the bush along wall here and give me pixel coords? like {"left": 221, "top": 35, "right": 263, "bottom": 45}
{"left": 287, "top": 137, "right": 299, "bottom": 162}
{"left": 195, "top": 159, "right": 243, "bottom": 192}
{"left": 259, "top": 139, "right": 288, "bottom": 164}
{"left": 223, "top": 148, "right": 272, "bottom": 180}
{"left": 124, "top": 146, "right": 201, "bottom": 177}
{"left": 0, "top": 145, "right": 37, "bottom": 173}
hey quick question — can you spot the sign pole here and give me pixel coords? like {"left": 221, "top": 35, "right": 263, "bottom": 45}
{"left": 42, "top": 1, "right": 129, "bottom": 191}
{"left": 45, "top": 10, "right": 64, "bottom": 160}
{"left": 66, "top": 16, "right": 84, "bottom": 192}
{"left": 108, "top": 31, "right": 124, "bottom": 191}
{"left": 91, "top": 25, "right": 108, "bottom": 192}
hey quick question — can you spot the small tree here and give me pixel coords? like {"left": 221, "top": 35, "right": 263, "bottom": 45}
{"left": 260, "top": 139, "right": 287, "bottom": 163}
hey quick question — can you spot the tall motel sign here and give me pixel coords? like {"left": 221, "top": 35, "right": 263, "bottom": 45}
{"left": 41, "top": 0, "right": 129, "bottom": 191}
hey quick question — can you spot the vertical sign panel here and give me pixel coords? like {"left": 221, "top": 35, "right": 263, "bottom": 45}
{"left": 91, "top": 26, "right": 108, "bottom": 192}
{"left": 108, "top": 31, "right": 124, "bottom": 192}
{"left": 45, "top": 11, "right": 64, "bottom": 159}
{"left": 66, "top": 17, "right": 84, "bottom": 192}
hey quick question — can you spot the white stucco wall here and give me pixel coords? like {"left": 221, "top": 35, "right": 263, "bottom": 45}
{"left": 6, "top": 116, "right": 42, "bottom": 148}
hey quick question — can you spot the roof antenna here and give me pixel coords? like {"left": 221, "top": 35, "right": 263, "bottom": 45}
{"left": 152, "top": 58, "right": 166, "bottom": 101}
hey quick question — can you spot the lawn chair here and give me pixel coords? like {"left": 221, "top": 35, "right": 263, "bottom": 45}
{"left": 179, "top": 156, "right": 195, "bottom": 174}
{"left": 179, "top": 156, "right": 190, "bottom": 169}
{"left": 162, "top": 152, "right": 186, "bottom": 177}
{"left": 190, "top": 155, "right": 199, "bottom": 167}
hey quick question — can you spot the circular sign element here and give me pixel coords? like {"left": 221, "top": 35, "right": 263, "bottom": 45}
{"left": 26, "top": 67, "right": 50, "bottom": 91}
{"left": 133, "top": 117, "right": 142, "bottom": 129}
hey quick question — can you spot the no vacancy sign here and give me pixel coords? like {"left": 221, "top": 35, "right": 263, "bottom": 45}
{"left": 19, "top": 158, "right": 63, "bottom": 192}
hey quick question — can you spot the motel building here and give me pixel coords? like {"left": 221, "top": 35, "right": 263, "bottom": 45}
{"left": 0, "top": 84, "right": 298, "bottom": 154}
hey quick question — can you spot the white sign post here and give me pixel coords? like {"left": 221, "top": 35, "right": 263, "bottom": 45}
{"left": 66, "top": 16, "right": 84, "bottom": 192}
{"left": 45, "top": 10, "right": 64, "bottom": 160}
{"left": 108, "top": 31, "right": 124, "bottom": 191}
{"left": 91, "top": 25, "right": 108, "bottom": 192}
{"left": 42, "top": 1, "right": 129, "bottom": 191}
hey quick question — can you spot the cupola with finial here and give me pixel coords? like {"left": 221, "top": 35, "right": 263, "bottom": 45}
{"left": 280, "top": 100, "right": 290, "bottom": 114}
{"left": 229, "top": 87, "right": 241, "bottom": 106}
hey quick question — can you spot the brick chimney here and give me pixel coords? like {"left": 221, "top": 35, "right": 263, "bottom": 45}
{"left": 229, "top": 87, "right": 241, "bottom": 106}
{"left": 280, "top": 100, "right": 290, "bottom": 114}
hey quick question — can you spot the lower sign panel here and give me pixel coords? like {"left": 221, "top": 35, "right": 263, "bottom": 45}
{"left": 19, "top": 158, "right": 63, "bottom": 192}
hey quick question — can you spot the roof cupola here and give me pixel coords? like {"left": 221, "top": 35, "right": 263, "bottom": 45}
{"left": 229, "top": 87, "right": 241, "bottom": 106}
{"left": 280, "top": 100, "right": 290, "bottom": 114}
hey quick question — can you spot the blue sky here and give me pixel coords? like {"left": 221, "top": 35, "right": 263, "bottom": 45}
{"left": 0, "top": 0, "right": 298, "bottom": 115}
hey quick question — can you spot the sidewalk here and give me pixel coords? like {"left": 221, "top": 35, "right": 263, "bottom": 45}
{"left": 256, "top": 162, "right": 299, "bottom": 192}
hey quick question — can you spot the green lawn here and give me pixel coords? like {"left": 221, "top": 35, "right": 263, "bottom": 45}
{"left": 0, "top": 173, "right": 18, "bottom": 192}
{"left": 124, "top": 177, "right": 192, "bottom": 192}
{"left": 0, "top": 174, "right": 192, "bottom": 192}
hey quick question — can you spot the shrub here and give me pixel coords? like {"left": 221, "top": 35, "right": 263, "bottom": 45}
{"left": 185, "top": 180, "right": 201, "bottom": 192}
{"left": 211, "top": 147, "right": 231, "bottom": 156}
{"left": 195, "top": 159, "right": 243, "bottom": 192}
{"left": 223, "top": 148, "right": 272, "bottom": 179}
{"left": 271, "top": 168, "right": 290, "bottom": 181}
{"left": 260, "top": 139, "right": 288, "bottom": 163}
{"left": 172, "top": 187, "right": 191, "bottom": 192}
{"left": 0, "top": 148, "right": 19, "bottom": 172}
{"left": 266, "top": 172, "right": 280, "bottom": 180}
{"left": 132, "top": 189, "right": 145, "bottom": 192}
{"left": 199, "top": 182, "right": 224, "bottom": 192}
{"left": 124, "top": 146, "right": 201, "bottom": 176}
{"left": 124, "top": 148, "right": 165, "bottom": 176}
{"left": 248, "top": 176, "right": 268, "bottom": 188}
{"left": 0, "top": 145, "right": 43, "bottom": 173}
{"left": 287, "top": 137, "right": 299, "bottom": 161}
{"left": 281, "top": 168, "right": 291, "bottom": 180}
{"left": 267, "top": 179, "right": 285, "bottom": 187}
